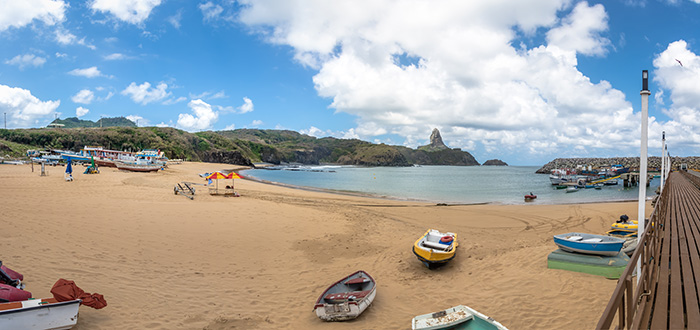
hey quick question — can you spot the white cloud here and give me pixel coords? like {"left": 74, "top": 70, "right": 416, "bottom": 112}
{"left": 199, "top": 2, "right": 224, "bottom": 21}
{"left": 238, "top": 97, "right": 254, "bottom": 113}
{"left": 249, "top": 119, "right": 263, "bottom": 127}
{"left": 0, "top": 84, "right": 60, "bottom": 127}
{"left": 104, "top": 53, "right": 129, "bottom": 60}
{"left": 0, "top": 0, "right": 66, "bottom": 32}
{"left": 72, "top": 89, "right": 94, "bottom": 104}
{"left": 176, "top": 99, "right": 219, "bottom": 131}
{"left": 54, "top": 28, "right": 96, "bottom": 49}
{"left": 168, "top": 11, "right": 182, "bottom": 29}
{"left": 224, "top": 123, "right": 236, "bottom": 130}
{"left": 76, "top": 106, "right": 89, "bottom": 117}
{"left": 126, "top": 115, "right": 147, "bottom": 126}
{"left": 121, "top": 81, "right": 171, "bottom": 105}
{"left": 163, "top": 96, "right": 187, "bottom": 105}
{"left": 90, "top": 0, "right": 163, "bottom": 25}
{"left": 5, "top": 54, "right": 46, "bottom": 69}
{"left": 155, "top": 122, "right": 169, "bottom": 127}
{"left": 68, "top": 66, "right": 103, "bottom": 78}
{"left": 237, "top": 0, "right": 658, "bottom": 158}
{"left": 546, "top": 2, "right": 611, "bottom": 56}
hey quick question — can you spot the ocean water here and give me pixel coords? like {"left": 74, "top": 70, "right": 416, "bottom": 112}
{"left": 239, "top": 165, "right": 660, "bottom": 205}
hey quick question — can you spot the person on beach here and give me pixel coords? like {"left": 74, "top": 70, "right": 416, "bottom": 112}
{"left": 617, "top": 214, "right": 629, "bottom": 223}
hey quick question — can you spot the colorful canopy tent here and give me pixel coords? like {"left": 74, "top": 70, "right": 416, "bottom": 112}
{"left": 206, "top": 171, "right": 242, "bottom": 194}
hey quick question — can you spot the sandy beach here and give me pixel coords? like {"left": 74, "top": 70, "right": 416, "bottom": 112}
{"left": 0, "top": 161, "right": 650, "bottom": 329}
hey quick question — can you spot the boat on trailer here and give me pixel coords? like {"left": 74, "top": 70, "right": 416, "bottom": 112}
{"left": 0, "top": 298, "right": 81, "bottom": 330}
{"left": 413, "top": 229, "right": 458, "bottom": 269}
{"left": 412, "top": 304, "right": 509, "bottom": 330}
{"left": 553, "top": 232, "right": 625, "bottom": 256}
{"left": 313, "top": 270, "right": 376, "bottom": 321}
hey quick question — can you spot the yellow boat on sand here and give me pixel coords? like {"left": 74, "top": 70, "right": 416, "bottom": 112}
{"left": 412, "top": 229, "right": 458, "bottom": 269}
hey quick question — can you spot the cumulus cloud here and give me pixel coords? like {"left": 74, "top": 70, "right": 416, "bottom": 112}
{"left": 546, "top": 2, "right": 611, "bottom": 56}
{"left": 238, "top": 97, "right": 254, "bottom": 113}
{"left": 0, "top": 84, "right": 60, "bottom": 127}
{"left": 121, "top": 81, "right": 171, "bottom": 105}
{"left": 177, "top": 99, "right": 219, "bottom": 131}
{"left": 90, "top": 0, "right": 163, "bottom": 25}
{"left": 104, "top": 53, "right": 130, "bottom": 60}
{"left": 72, "top": 89, "right": 94, "bottom": 104}
{"left": 68, "top": 66, "right": 103, "bottom": 78}
{"left": 237, "top": 0, "right": 654, "bottom": 159}
{"left": 126, "top": 115, "right": 147, "bottom": 126}
{"left": 0, "top": 0, "right": 66, "bottom": 32}
{"left": 652, "top": 40, "right": 700, "bottom": 149}
{"left": 4, "top": 54, "right": 46, "bottom": 69}
{"left": 76, "top": 106, "right": 89, "bottom": 117}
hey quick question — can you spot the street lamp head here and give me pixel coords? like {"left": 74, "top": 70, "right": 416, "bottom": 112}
{"left": 642, "top": 70, "right": 649, "bottom": 91}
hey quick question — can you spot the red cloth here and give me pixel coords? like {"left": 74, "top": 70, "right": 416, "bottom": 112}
{"left": 1, "top": 265, "right": 23, "bottom": 281}
{"left": 50, "top": 279, "right": 107, "bottom": 309}
{"left": 0, "top": 284, "right": 32, "bottom": 302}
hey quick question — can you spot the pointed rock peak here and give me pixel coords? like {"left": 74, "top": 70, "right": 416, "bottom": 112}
{"left": 429, "top": 128, "right": 448, "bottom": 150}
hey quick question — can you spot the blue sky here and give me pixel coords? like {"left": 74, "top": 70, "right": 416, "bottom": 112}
{"left": 1, "top": 0, "right": 700, "bottom": 165}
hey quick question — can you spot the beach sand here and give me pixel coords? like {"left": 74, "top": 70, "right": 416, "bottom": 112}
{"left": 0, "top": 162, "right": 650, "bottom": 329}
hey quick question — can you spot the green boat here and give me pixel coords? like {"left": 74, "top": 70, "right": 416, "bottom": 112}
{"left": 412, "top": 305, "right": 508, "bottom": 330}
{"left": 547, "top": 248, "right": 629, "bottom": 279}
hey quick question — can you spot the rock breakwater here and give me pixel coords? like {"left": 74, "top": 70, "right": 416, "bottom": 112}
{"left": 536, "top": 156, "right": 700, "bottom": 174}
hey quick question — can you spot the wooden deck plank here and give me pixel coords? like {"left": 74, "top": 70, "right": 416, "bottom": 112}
{"left": 679, "top": 175, "right": 700, "bottom": 326}
{"left": 648, "top": 174, "right": 675, "bottom": 329}
{"left": 668, "top": 179, "right": 686, "bottom": 330}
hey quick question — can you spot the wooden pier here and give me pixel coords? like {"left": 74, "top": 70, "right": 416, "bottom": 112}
{"left": 597, "top": 171, "right": 700, "bottom": 329}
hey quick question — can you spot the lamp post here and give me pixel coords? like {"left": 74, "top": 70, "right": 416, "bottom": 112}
{"left": 638, "top": 70, "right": 650, "bottom": 283}
{"left": 660, "top": 131, "right": 666, "bottom": 192}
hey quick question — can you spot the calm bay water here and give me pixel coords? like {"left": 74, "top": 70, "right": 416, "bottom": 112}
{"left": 240, "top": 165, "right": 660, "bottom": 205}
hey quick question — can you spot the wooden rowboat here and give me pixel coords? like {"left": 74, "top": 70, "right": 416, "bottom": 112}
{"left": 0, "top": 298, "right": 81, "bottom": 330}
{"left": 313, "top": 270, "right": 376, "bottom": 321}
{"left": 553, "top": 232, "right": 625, "bottom": 256}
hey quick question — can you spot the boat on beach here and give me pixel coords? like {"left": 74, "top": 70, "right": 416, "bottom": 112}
{"left": 313, "top": 270, "right": 376, "bottom": 321}
{"left": 610, "top": 220, "right": 637, "bottom": 231}
{"left": 115, "top": 160, "right": 162, "bottom": 172}
{"left": 553, "top": 232, "right": 625, "bottom": 256}
{"left": 411, "top": 304, "right": 509, "bottom": 330}
{"left": 565, "top": 186, "right": 579, "bottom": 193}
{"left": 412, "top": 229, "right": 458, "bottom": 269}
{"left": 0, "top": 297, "right": 81, "bottom": 330}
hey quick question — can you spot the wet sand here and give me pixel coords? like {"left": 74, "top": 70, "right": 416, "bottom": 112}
{"left": 0, "top": 161, "right": 649, "bottom": 329}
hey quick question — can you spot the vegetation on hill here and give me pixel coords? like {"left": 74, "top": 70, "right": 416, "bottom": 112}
{"left": 49, "top": 117, "right": 137, "bottom": 128}
{"left": 0, "top": 127, "right": 481, "bottom": 167}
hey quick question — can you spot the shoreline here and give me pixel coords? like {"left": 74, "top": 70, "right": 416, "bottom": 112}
{"left": 238, "top": 167, "right": 656, "bottom": 207}
{"left": 0, "top": 162, "right": 651, "bottom": 329}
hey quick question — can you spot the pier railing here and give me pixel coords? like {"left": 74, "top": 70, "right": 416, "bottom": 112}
{"left": 596, "top": 174, "right": 668, "bottom": 330}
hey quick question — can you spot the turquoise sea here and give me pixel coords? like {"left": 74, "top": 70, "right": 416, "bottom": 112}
{"left": 240, "top": 165, "right": 660, "bottom": 205}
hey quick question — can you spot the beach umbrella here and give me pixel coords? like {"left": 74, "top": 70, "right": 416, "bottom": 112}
{"left": 225, "top": 172, "right": 242, "bottom": 190}
{"left": 65, "top": 157, "right": 72, "bottom": 174}
{"left": 206, "top": 172, "right": 228, "bottom": 192}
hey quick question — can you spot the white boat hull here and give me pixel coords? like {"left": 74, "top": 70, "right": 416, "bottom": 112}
{"left": 315, "top": 288, "right": 376, "bottom": 321}
{"left": 0, "top": 299, "right": 81, "bottom": 330}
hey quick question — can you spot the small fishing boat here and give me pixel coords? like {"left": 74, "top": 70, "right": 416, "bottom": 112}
{"left": 115, "top": 161, "right": 162, "bottom": 172}
{"left": 412, "top": 305, "right": 509, "bottom": 330}
{"left": 553, "top": 232, "right": 625, "bottom": 256}
{"left": 412, "top": 229, "right": 458, "bottom": 269}
{"left": 524, "top": 194, "right": 537, "bottom": 201}
{"left": 554, "top": 185, "right": 567, "bottom": 189}
{"left": 610, "top": 220, "right": 637, "bottom": 231}
{"left": 594, "top": 183, "right": 603, "bottom": 190}
{"left": 313, "top": 270, "right": 376, "bottom": 321}
{"left": 0, "top": 297, "right": 81, "bottom": 330}
{"left": 603, "top": 180, "right": 618, "bottom": 186}
{"left": 565, "top": 186, "right": 579, "bottom": 193}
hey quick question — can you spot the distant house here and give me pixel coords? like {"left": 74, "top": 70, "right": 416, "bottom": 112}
{"left": 46, "top": 123, "right": 64, "bottom": 128}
